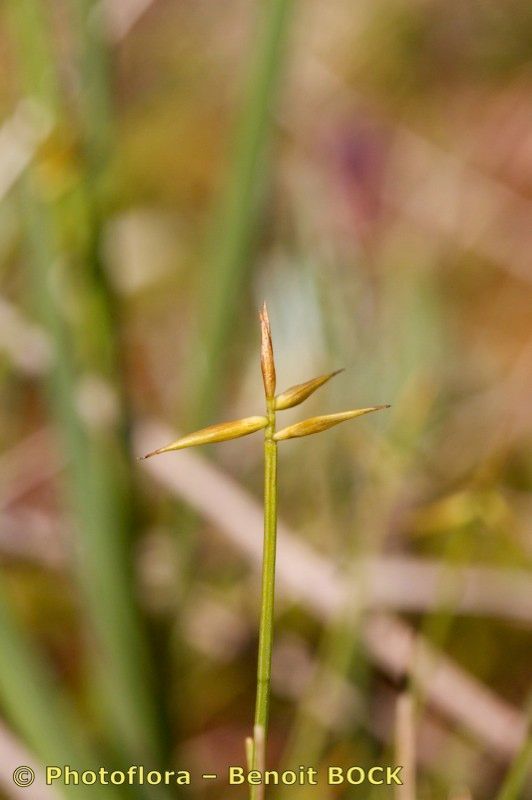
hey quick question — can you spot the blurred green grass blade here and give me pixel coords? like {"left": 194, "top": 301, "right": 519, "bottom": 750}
{"left": 496, "top": 737, "right": 532, "bottom": 800}
{"left": 7, "top": 0, "right": 166, "bottom": 768}
{"left": 188, "top": 0, "right": 294, "bottom": 425}
{"left": 496, "top": 698, "right": 532, "bottom": 800}
{"left": 74, "top": 0, "right": 113, "bottom": 164}
{"left": 20, "top": 177, "right": 164, "bottom": 767}
{"left": 0, "top": 583, "right": 123, "bottom": 800}
{"left": 5, "top": 0, "right": 60, "bottom": 116}
{"left": 71, "top": 0, "right": 171, "bottom": 768}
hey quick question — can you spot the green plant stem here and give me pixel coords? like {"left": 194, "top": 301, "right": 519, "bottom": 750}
{"left": 251, "top": 402, "right": 278, "bottom": 795}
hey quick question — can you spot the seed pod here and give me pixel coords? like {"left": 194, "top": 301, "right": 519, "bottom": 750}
{"left": 140, "top": 416, "right": 268, "bottom": 458}
{"left": 274, "top": 405, "right": 390, "bottom": 441}
{"left": 275, "top": 369, "right": 344, "bottom": 411}
{"left": 259, "top": 302, "right": 276, "bottom": 400}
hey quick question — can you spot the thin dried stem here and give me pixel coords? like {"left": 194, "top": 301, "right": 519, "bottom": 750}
{"left": 395, "top": 692, "right": 416, "bottom": 800}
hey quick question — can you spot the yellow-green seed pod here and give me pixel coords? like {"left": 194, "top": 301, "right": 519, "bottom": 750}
{"left": 275, "top": 369, "right": 344, "bottom": 411}
{"left": 259, "top": 302, "right": 276, "bottom": 400}
{"left": 141, "top": 416, "right": 268, "bottom": 458}
{"left": 274, "top": 405, "right": 390, "bottom": 441}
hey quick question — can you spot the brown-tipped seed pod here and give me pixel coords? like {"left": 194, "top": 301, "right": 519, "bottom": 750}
{"left": 274, "top": 369, "right": 344, "bottom": 411}
{"left": 259, "top": 302, "right": 276, "bottom": 401}
{"left": 274, "top": 405, "right": 390, "bottom": 441}
{"left": 140, "top": 416, "right": 268, "bottom": 458}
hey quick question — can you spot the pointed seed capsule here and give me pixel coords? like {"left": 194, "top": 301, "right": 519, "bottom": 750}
{"left": 273, "top": 405, "right": 390, "bottom": 441}
{"left": 259, "top": 302, "right": 276, "bottom": 400}
{"left": 140, "top": 416, "right": 268, "bottom": 458}
{"left": 275, "top": 369, "right": 344, "bottom": 411}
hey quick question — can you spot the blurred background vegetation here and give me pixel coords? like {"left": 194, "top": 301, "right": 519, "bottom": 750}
{"left": 0, "top": 1, "right": 531, "bottom": 798}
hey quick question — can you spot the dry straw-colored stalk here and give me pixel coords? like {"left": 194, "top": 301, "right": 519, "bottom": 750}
{"left": 142, "top": 303, "right": 389, "bottom": 796}
{"left": 395, "top": 692, "right": 416, "bottom": 800}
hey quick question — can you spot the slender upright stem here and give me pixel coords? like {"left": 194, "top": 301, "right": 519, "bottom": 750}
{"left": 251, "top": 401, "right": 278, "bottom": 795}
